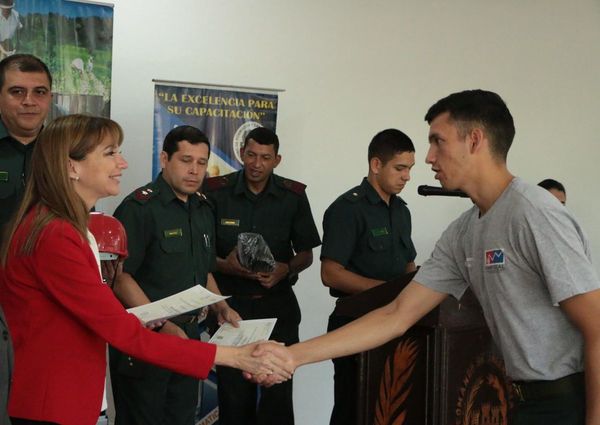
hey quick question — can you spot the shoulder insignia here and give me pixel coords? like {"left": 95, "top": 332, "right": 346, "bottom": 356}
{"left": 279, "top": 177, "right": 306, "bottom": 195}
{"left": 204, "top": 175, "right": 231, "bottom": 192}
{"left": 131, "top": 186, "right": 158, "bottom": 204}
{"left": 342, "top": 187, "right": 364, "bottom": 203}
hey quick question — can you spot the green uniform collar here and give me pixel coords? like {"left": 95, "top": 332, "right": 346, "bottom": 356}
{"left": 0, "top": 118, "right": 9, "bottom": 139}
{"left": 233, "top": 170, "right": 284, "bottom": 199}
{"left": 361, "top": 177, "right": 407, "bottom": 206}
{"left": 155, "top": 172, "right": 202, "bottom": 207}
{"left": 0, "top": 117, "right": 42, "bottom": 150}
{"left": 362, "top": 177, "right": 387, "bottom": 205}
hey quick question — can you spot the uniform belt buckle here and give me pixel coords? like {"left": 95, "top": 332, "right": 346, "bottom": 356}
{"left": 512, "top": 382, "right": 525, "bottom": 402}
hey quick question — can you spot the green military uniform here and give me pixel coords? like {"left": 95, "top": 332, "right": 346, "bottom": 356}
{"left": 110, "top": 172, "right": 216, "bottom": 425}
{"left": 0, "top": 120, "right": 36, "bottom": 239}
{"left": 322, "top": 177, "right": 416, "bottom": 425}
{"left": 204, "top": 170, "right": 321, "bottom": 425}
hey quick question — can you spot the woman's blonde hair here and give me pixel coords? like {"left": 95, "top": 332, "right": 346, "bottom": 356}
{"left": 1, "top": 114, "right": 123, "bottom": 264}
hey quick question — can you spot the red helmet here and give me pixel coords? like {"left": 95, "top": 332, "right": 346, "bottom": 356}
{"left": 88, "top": 212, "right": 128, "bottom": 261}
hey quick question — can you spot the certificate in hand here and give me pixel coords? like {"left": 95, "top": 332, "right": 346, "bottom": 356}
{"left": 127, "top": 284, "right": 229, "bottom": 325}
{"left": 209, "top": 319, "right": 277, "bottom": 346}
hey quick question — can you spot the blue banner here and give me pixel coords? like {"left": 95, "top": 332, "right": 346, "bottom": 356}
{"left": 153, "top": 84, "right": 278, "bottom": 178}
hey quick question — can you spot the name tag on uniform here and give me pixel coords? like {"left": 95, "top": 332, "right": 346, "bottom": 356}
{"left": 164, "top": 228, "right": 183, "bottom": 238}
{"left": 221, "top": 218, "right": 240, "bottom": 226}
{"left": 370, "top": 227, "right": 389, "bottom": 237}
{"left": 0, "top": 171, "right": 8, "bottom": 182}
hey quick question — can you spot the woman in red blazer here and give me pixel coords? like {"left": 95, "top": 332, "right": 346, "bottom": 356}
{"left": 0, "top": 115, "right": 291, "bottom": 425}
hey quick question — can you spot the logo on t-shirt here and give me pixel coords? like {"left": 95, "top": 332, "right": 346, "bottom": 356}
{"left": 485, "top": 248, "right": 505, "bottom": 271}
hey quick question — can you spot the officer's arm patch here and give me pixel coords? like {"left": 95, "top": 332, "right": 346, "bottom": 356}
{"left": 280, "top": 178, "right": 306, "bottom": 195}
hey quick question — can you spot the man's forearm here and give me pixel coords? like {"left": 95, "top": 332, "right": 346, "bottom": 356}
{"left": 215, "top": 257, "right": 229, "bottom": 274}
{"left": 321, "top": 259, "right": 384, "bottom": 295}
{"left": 287, "top": 250, "right": 313, "bottom": 277}
{"left": 113, "top": 272, "right": 152, "bottom": 308}
{"left": 585, "top": 337, "right": 600, "bottom": 425}
{"left": 290, "top": 281, "right": 447, "bottom": 366}
{"left": 559, "top": 289, "right": 600, "bottom": 425}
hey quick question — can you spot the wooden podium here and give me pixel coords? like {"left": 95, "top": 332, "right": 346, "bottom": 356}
{"left": 334, "top": 272, "right": 515, "bottom": 425}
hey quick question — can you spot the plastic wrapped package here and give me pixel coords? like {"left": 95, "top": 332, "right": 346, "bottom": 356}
{"left": 237, "top": 232, "right": 276, "bottom": 273}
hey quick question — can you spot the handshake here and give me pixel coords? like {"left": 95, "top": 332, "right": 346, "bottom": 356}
{"left": 229, "top": 341, "right": 298, "bottom": 387}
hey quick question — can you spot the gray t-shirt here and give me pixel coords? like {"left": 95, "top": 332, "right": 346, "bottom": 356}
{"left": 415, "top": 177, "right": 599, "bottom": 380}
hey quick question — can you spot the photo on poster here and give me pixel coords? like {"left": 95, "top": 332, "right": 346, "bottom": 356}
{"left": 1, "top": 0, "right": 114, "bottom": 119}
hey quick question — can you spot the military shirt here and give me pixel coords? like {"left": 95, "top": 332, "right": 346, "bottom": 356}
{"left": 321, "top": 177, "right": 417, "bottom": 297}
{"left": 204, "top": 170, "right": 321, "bottom": 296}
{"left": 113, "top": 173, "right": 216, "bottom": 302}
{"left": 0, "top": 119, "right": 36, "bottom": 235}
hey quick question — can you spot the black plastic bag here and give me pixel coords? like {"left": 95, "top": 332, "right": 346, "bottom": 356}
{"left": 237, "top": 232, "right": 276, "bottom": 273}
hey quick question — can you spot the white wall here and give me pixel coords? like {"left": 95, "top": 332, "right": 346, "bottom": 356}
{"left": 99, "top": 1, "right": 600, "bottom": 423}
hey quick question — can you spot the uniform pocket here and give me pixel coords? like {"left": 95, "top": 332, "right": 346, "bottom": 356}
{"left": 0, "top": 180, "right": 16, "bottom": 200}
{"left": 368, "top": 234, "right": 391, "bottom": 252}
{"left": 159, "top": 236, "right": 186, "bottom": 253}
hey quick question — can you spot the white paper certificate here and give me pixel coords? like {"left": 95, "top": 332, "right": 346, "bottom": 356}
{"left": 209, "top": 319, "right": 277, "bottom": 346}
{"left": 127, "top": 285, "right": 229, "bottom": 325}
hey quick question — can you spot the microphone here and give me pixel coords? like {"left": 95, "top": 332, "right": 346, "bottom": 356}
{"left": 417, "top": 185, "right": 469, "bottom": 198}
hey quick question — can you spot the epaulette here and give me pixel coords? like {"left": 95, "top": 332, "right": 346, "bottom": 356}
{"left": 341, "top": 187, "right": 365, "bottom": 203}
{"left": 276, "top": 176, "right": 306, "bottom": 195}
{"left": 130, "top": 185, "right": 158, "bottom": 204}
{"left": 204, "top": 175, "right": 232, "bottom": 192}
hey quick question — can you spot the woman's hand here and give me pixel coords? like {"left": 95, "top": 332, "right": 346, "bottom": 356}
{"left": 214, "top": 341, "right": 294, "bottom": 383}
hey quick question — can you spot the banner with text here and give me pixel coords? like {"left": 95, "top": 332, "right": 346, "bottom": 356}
{"left": 2, "top": 0, "right": 114, "bottom": 119}
{"left": 153, "top": 84, "right": 278, "bottom": 178}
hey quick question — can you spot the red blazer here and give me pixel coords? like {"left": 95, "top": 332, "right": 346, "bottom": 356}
{"left": 0, "top": 215, "right": 217, "bottom": 425}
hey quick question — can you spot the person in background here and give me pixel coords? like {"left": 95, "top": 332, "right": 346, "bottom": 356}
{"left": 205, "top": 127, "right": 321, "bottom": 425}
{"left": 0, "top": 115, "right": 291, "bottom": 425}
{"left": 0, "top": 53, "right": 51, "bottom": 239}
{"left": 320, "top": 128, "right": 417, "bottom": 425}
{"left": 0, "top": 0, "right": 22, "bottom": 59}
{"left": 538, "top": 178, "right": 566, "bottom": 205}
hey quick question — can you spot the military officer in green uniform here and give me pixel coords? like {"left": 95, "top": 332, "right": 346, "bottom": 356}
{"left": 110, "top": 126, "right": 240, "bottom": 425}
{"left": 0, "top": 54, "right": 51, "bottom": 238}
{"left": 204, "top": 127, "right": 321, "bottom": 425}
{"left": 0, "top": 55, "right": 51, "bottom": 423}
{"left": 321, "top": 128, "right": 417, "bottom": 425}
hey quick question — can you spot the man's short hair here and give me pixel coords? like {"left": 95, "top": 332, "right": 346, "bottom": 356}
{"left": 538, "top": 178, "right": 565, "bottom": 194}
{"left": 424, "top": 89, "right": 515, "bottom": 161}
{"left": 244, "top": 127, "right": 279, "bottom": 154}
{"left": 368, "top": 129, "right": 415, "bottom": 165}
{"left": 0, "top": 54, "right": 53, "bottom": 90}
{"left": 162, "top": 125, "right": 210, "bottom": 159}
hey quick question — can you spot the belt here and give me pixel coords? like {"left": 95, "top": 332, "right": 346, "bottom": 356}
{"left": 512, "top": 372, "right": 584, "bottom": 402}
{"left": 169, "top": 314, "right": 199, "bottom": 326}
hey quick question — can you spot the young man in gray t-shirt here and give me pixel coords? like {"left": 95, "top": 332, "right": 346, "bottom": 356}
{"left": 252, "top": 90, "right": 600, "bottom": 425}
